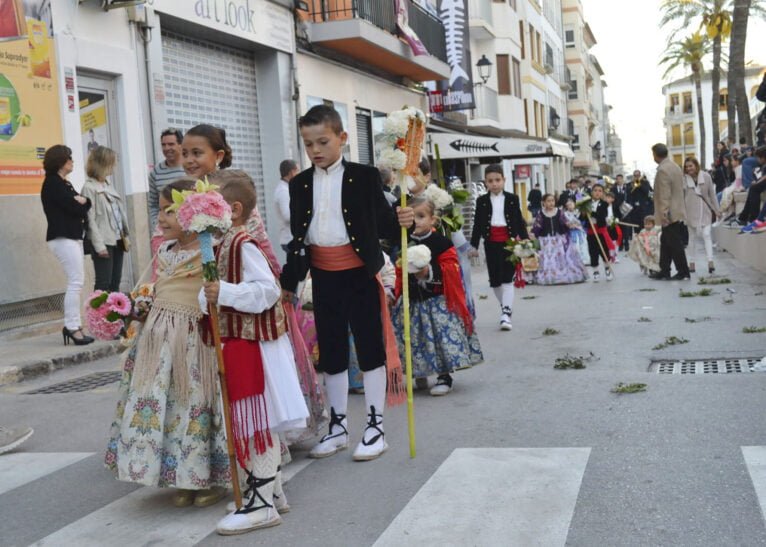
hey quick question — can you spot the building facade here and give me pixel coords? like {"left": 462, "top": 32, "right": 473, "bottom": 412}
{"left": 662, "top": 66, "right": 766, "bottom": 167}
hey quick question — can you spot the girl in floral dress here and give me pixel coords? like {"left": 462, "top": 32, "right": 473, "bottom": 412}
{"left": 392, "top": 195, "right": 482, "bottom": 396}
{"left": 563, "top": 199, "right": 590, "bottom": 265}
{"left": 530, "top": 194, "right": 588, "bottom": 285}
{"left": 105, "top": 178, "right": 230, "bottom": 508}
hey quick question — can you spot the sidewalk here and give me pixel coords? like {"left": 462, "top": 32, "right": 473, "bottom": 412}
{"left": 0, "top": 330, "right": 119, "bottom": 386}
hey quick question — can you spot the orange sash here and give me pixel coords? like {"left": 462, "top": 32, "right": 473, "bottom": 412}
{"left": 309, "top": 245, "right": 404, "bottom": 406}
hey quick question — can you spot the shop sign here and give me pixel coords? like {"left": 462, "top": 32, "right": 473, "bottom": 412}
{"left": 149, "top": 0, "right": 294, "bottom": 54}
{"left": 515, "top": 165, "right": 531, "bottom": 179}
{"left": 0, "top": 0, "right": 63, "bottom": 195}
{"left": 427, "top": 0, "right": 474, "bottom": 113}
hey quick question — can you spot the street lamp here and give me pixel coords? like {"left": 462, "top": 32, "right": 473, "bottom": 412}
{"left": 476, "top": 55, "right": 492, "bottom": 85}
{"left": 550, "top": 111, "right": 561, "bottom": 131}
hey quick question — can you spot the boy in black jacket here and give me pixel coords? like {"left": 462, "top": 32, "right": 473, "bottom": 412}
{"left": 582, "top": 183, "right": 614, "bottom": 282}
{"left": 469, "top": 164, "right": 528, "bottom": 331}
{"left": 280, "top": 105, "right": 413, "bottom": 462}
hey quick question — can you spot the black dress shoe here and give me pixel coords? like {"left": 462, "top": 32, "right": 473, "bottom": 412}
{"left": 671, "top": 272, "right": 691, "bottom": 280}
{"left": 649, "top": 272, "right": 670, "bottom": 280}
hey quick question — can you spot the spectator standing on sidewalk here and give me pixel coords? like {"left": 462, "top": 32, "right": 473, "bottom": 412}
{"left": 40, "top": 145, "right": 94, "bottom": 346}
{"left": 274, "top": 159, "right": 299, "bottom": 253}
{"left": 650, "top": 143, "right": 690, "bottom": 281}
{"left": 147, "top": 128, "right": 185, "bottom": 230}
{"left": 527, "top": 183, "right": 542, "bottom": 218}
{"left": 682, "top": 157, "right": 720, "bottom": 274}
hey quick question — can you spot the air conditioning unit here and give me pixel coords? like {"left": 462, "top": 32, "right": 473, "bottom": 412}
{"left": 102, "top": 0, "right": 146, "bottom": 10}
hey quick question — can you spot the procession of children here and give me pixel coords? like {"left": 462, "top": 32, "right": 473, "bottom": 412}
{"left": 100, "top": 104, "right": 658, "bottom": 537}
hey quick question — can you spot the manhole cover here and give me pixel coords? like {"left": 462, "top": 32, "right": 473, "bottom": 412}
{"left": 652, "top": 358, "right": 762, "bottom": 374}
{"left": 24, "top": 371, "right": 121, "bottom": 394}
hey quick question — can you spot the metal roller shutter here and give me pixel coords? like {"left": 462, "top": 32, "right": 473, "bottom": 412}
{"left": 161, "top": 31, "right": 266, "bottom": 224}
{"left": 355, "top": 107, "right": 373, "bottom": 166}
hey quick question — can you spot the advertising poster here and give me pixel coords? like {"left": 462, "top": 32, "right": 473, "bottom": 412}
{"left": 428, "top": 0, "right": 474, "bottom": 113}
{"left": 0, "top": 0, "right": 62, "bottom": 195}
{"left": 79, "top": 90, "right": 108, "bottom": 157}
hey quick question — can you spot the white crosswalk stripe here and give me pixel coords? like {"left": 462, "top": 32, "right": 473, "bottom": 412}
{"left": 742, "top": 446, "right": 766, "bottom": 523}
{"left": 374, "top": 447, "right": 591, "bottom": 547}
{"left": 0, "top": 452, "right": 93, "bottom": 496}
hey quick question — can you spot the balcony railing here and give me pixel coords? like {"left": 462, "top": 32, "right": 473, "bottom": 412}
{"left": 468, "top": 0, "right": 493, "bottom": 25}
{"left": 309, "top": 0, "right": 446, "bottom": 63}
{"left": 472, "top": 85, "right": 499, "bottom": 122}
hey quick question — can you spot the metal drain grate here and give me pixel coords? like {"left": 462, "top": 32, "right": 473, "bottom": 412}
{"left": 24, "top": 371, "right": 121, "bottom": 394}
{"left": 653, "top": 358, "right": 762, "bottom": 374}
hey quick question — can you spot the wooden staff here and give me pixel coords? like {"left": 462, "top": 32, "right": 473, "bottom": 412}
{"left": 586, "top": 214, "right": 613, "bottom": 275}
{"left": 208, "top": 304, "right": 243, "bottom": 509}
{"left": 617, "top": 220, "right": 640, "bottom": 228}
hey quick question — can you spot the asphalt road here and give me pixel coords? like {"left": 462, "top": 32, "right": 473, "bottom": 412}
{"left": 2, "top": 249, "right": 766, "bottom": 546}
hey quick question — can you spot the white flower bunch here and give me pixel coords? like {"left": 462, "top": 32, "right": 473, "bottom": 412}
{"left": 377, "top": 148, "right": 407, "bottom": 170}
{"left": 407, "top": 244, "right": 432, "bottom": 273}
{"left": 381, "top": 107, "right": 426, "bottom": 139}
{"left": 512, "top": 240, "right": 537, "bottom": 258}
{"left": 423, "top": 184, "right": 454, "bottom": 212}
{"left": 188, "top": 214, "right": 232, "bottom": 234}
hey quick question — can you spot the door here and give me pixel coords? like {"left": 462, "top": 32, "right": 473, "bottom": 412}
{"left": 77, "top": 74, "right": 133, "bottom": 289}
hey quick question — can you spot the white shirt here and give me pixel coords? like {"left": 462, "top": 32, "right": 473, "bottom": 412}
{"left": 305, "top": 157, "right": 349, "bottom": 247}
{"left": 606, "top": 204, "right": 615, "bottom": 223}
{"left": 274, "top": 179, "right": 291, "bottom": 246}
{"left": 490, "top": 192, "right": 507, "bottom": 227}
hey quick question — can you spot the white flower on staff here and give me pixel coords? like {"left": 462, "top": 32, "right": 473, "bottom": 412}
{"left": 378, "top": 148, "right": 407, "bottom": 170}
{"left": 398, "top": 174, "right": 417, "bottom": 193}
{"left": 407, "top": 244, "right": 432, "bottom": 273}
{"left": 383, "top": 114, "right": 410, "bottom": 137}
{"left": 423, "top": 184, "right": 454, "bottom": 211}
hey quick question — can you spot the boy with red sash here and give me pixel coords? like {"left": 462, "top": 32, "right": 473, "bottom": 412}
{"left": 200, "top": 172, "right": 309, "bottom": 535}
{"left": 583, "top": 183, "right": 615, "bottom": 282}
{"left": 280, "top": 105, "right": 414, "bottom": 462}
{"left": 469, "top": 164, "right": 528, "bottom": 331}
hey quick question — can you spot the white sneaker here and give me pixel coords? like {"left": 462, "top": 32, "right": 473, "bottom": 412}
{"left": 429, "top": 375, "right": 453, "bottom": 396}
{"left": 500, "top": 314, "right": 512, "bottom": 331}
{"left": 0, "top": 426, "right": 33, "bottom": 454}
{"left": 605, "top": 269, "right": 614, "bottom": 281}
{"left": 217, "top": 506, "right": 281, "bottom": 535}
{"left": 308, "top": 409, "right": 348, "bottom": 459}
{"left": 352, "top": 406, "right": 387, "bottom": 461}
{"left": 592, "top": 271, "right": 600, "bottom": 282}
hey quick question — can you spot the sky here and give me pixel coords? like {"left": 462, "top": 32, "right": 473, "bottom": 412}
{"left": 581, "top": 0, "right": 766, "bottom": 176}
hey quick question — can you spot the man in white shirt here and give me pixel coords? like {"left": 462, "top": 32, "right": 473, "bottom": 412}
{"left": 274, "top": 159, "right": 298, "bottom": 253}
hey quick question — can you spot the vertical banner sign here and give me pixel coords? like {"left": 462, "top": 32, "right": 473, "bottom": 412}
{"left": 0, "top": 0, "right": 62, "bottom": 195}
{"left": 428, "top": 0, "right": 475, "bottom": 113}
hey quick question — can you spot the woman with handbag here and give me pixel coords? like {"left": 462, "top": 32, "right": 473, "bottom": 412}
{"left": 40, "top": 145, "right": 94, "bottom": 346}
{"left": 683, "top": 157, "right": 720, "bottom": 274}
{"left": 81, "top": 146, "right": 130, "bottom": 292}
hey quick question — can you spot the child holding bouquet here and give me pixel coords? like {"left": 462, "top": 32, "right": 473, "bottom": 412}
{"left": 469, "top": 164, "right": 528, "bottom": 331}
{"left": 201, "top": 171, "right": 308, "bottom": 535}
{"left": 530, "top": 194, "right": 588, "bottom": 285}
{"left": 392, "top": 194, "right": 482, "bottom": 396}
{"left": 105, "top": 178, "right": 230, "bottom": 509}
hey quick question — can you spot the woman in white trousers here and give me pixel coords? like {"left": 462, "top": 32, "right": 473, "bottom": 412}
{"left": 682, "top": 157, "right": 721, "bottom": 274}
{"left": 40, "top": 145, "right": 95, "bottom": 345}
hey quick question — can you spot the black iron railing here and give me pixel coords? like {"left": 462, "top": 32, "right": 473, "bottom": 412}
{"left": 310, "top": 0, "right": 447, "bottom": 64}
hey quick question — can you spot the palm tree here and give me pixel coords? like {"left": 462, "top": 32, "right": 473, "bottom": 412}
{"left": 660, "top": 0, "right": 730, "bottom": 151}
{"left": 660, "top": 32, "right": 712, "bottom": 166}
{"left": 728, "top": 0, "right": 756, "bottom": 144}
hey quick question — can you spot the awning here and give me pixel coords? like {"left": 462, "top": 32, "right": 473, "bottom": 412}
{"left": 427, "top": 132, "right": 557, "bottom": 160}
{"left": 548, "top": 138, "right": 574, "bottom": 159}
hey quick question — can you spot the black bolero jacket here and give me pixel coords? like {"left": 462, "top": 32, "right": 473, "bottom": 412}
{"left": 40, "top": 173, "right": 92, "bottom": 241}
{"left": 470, "top": 191, "right": 528, "bottom": 248}
{"left": 280, "top": 161, "right": 399, "bottom": 292}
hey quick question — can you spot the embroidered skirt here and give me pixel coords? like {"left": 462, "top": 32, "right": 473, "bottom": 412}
{"left": 392, "top": 295, "right": 483, "bottom": 378}
{"left": 532, "top": 234, "right": 588, "bottom": 285}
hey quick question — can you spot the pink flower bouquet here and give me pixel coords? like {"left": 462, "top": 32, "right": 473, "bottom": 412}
{"left": 85, "top": 290, "right": 132, "bottom": 341}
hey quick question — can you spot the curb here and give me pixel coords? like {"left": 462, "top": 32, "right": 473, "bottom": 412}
{"left": 0, "top": 342, "right": 121, "bottom": 387}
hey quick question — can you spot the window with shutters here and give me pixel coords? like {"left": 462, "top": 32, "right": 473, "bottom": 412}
{"left": 572, "top": 133, "right": 580, "bottom": 150}
{"left": 565, "top": 29, "right": 575, "bottom": 48}
{"left": 568, "top": 79, "right": 578, "bottom": 100}
{"left": 512, "top": 57, "right": 521, "bottom": 98}
{"left": 497, "top": 54, "right": 511, "bottom": 95}
{"left": 356, "top": 108, "right": 373, "bottom": 166}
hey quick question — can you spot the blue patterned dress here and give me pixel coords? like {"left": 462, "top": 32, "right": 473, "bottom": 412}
{"left": 392, "top": 232, "right": 483, "bottom": 379}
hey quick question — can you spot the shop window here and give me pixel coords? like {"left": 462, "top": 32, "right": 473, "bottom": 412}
{"left": 497, "top": 54, "right": 511, "bottom": 95}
